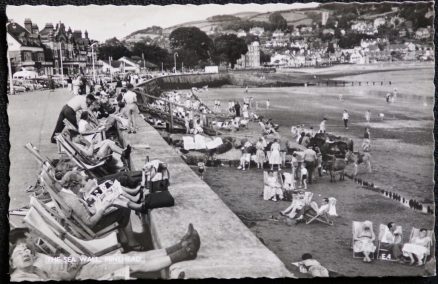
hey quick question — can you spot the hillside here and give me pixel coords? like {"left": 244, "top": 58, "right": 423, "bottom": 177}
{"left": 125, "top": 7, "right": 320, "bottom": 41}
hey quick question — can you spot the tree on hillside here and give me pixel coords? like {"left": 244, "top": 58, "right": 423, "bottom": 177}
{"left": 97, "top": 37, "right": 131, "bottom": 60}
{"left": 131, "top": 42, "right": 171, "bottom": 67}
{"left": 269, "top": 12, "right": 288, "bottom": 31}
{"left": 260, "top": 50, "right": 271, "bottom": 64}
{"left": 212, "top": 34, "right": 248, "bottom": 68}
{"left": 244, "top": 34, "right": 259, "bottom": 45}
{"left": 169, "top": 27, "right": 214, "bottom": 67}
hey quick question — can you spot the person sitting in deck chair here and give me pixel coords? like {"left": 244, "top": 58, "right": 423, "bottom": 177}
{"left": 280, "top": 191, "right": 312, "bottom": 221}
{"left": 353, "top": 220, "right": 377, "bottom": 263}
{"left": 62, "top": 129, "right": 131, "bottom": 167}
{"left": 292, "top": 253, "right": 329, "bottom": 278}
{"left": 402, "top": 228, "right": 433, "bottom": 266}
{"left": 263, "top": 170, "right": 283, "bottom": 202}
{"left": 379, "top": 222, "right": 403, "bottom": 261}
{"left": 303, "top": 197, "right": 337, "bottom": 224}
{"left": 9, "top": 224, "right": 201, "bottom": 281}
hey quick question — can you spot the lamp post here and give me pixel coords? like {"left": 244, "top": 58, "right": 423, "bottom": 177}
{"left": 58, "top": 42, "right": 65, "bottom": 88}
{"left": 91, "top": 42, "right": 98, "bottom": 83}
{"left": 7, "top": 51, "right": 14, "bottom": 95}
{"left": 173, "top": 52, "right": 178, "bottom": 74}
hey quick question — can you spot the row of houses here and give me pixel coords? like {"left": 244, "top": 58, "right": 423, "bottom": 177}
{"left": 7, "top": 18, "right": 97, "bottom": 76}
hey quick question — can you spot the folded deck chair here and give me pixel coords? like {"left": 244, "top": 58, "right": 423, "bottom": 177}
{"left": 376, "top": 224, "right": 403, "bottom": 261}
{"left": 304, "top": 197, "right": 336, "bottom": 226}
{"left": 404, "top": 227, "right": 435, "bottom": 264}
{"left": 39, "top": 168, "right": 119, "bottom": 240}
{"left": 26, "top": 197, "right": 120, "bottom": 257}
{"left": 56, "top": 134, "right": 109, "bottom": 177}
{"left": 352, "top": 221, "right": 376, "bottom": 259}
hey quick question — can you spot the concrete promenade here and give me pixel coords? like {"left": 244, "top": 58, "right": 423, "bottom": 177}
{"left": 8, "top": 89, "right": 73, "bottom": 210}
{"left": 8, "top": 89, "right": 293, "bottom": 279}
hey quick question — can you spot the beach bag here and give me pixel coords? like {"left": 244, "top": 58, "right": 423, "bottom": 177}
{"left": 141, "top": 191, "right": 175, "bottom": 213}
{"left": 148, "top": 165, "right": 170, "bottom": 193}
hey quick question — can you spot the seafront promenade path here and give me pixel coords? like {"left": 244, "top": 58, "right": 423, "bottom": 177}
{"left": 9, "top": 89, "right": 72, "bottom": 210}
{"left": 8, "top": 88, "right": 293, "bottom": 279}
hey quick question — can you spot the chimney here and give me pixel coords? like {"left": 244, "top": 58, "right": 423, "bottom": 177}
{"left": 24, "top": 18, "right": 32, "bottom": 33}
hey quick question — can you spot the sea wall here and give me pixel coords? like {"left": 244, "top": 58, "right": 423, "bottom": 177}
{"left": 120, "top": 116, "right": 293, "bottom": 279}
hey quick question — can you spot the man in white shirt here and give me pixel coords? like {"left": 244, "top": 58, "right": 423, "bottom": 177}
{"left": 342, "top": 110, "right": 349, "bottom": 129}
{"left": 123, "top": 84, "right": 139, "bottom": 133}
{"left": 51, "top": 94, "right": 96, "bottom": 143}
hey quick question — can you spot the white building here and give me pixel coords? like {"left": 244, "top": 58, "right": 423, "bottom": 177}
{"left": 249, "top": 27, "right": 264, "bottom": 36}
{"left": 373, "top": 18, "right": 386, "bottom": 29}
{"left": 236, "top": 41, "right": 260, "bottom": 68}
{"left": 237, "top": 29, "right": 247, "bottom": 38}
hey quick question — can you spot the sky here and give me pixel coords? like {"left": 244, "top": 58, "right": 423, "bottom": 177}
{"left": 7, "top": 3, "right": 319, "bottom": 42}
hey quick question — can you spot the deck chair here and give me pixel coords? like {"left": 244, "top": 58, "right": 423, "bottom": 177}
{"left": 39, "top": 168, "right": 119, "bottom": 240}
{"left": 56, "top": 134, "right": 110, "bottom": 176}
{"left": 352, "top": 221, "right": 376, "bottom": 259}
{"left": 26, "top": 197, "right": 120, "bottom": 257}
{"left": 376, "top": 224, "right": 403, "bottom": 261}
{"left": 304, "top": 197, "right": 336, "bottom": 226}
{"left": 405, "top": 227, "right": 435, "bottom": 264}
{"left": 63, "top": 118, "right": 106, "bottom": 141}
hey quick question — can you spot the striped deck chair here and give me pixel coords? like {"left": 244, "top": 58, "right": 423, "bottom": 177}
{"left": 25, "top": 197, "right": 120, "bottom": 257}
{"left": 55, "top": 134, "right": 110, "bottom": 176}
{"left": 352, "top": 221, "right": 376, "bottom": 259}
{"left": 62, "top": 118, "right": 106, "bottom": 142}
{"left": 404, "top": 227, "right": 435, "bottom": 264}
{"left": 39, "top": 168, "right": 119, "bottom": 240}
{"left": 304, "top": 197, "right": 336, "bottom": 226}
{"left": 376, "top": 224, "right": 403, "bottom": 261}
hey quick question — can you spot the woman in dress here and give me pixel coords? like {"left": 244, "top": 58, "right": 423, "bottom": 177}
{"left": 353, "top": 220, "right": 376, "bottom": 263}
{"left": 402, "top": 228, "right": 432, "bottom": 265}
{"left": 269, "top": 139, "right": 282, "bottom": 171}
{"left": 255, "top": 138, "right": 266, "bottom": 169}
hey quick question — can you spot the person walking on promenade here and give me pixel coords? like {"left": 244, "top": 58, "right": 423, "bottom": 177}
{"left": 245, "top": 85, "right": 249, "bottom": 93}
{"left": 342, "top": 110, "right": 349, "bottom": 129}
{"left": 319, "top": 118, "right": 327, "bottom": 133}
{"left": 365, "top": 110, "right": 371, "bottom": 124}
{"left": 266, "top": 99, "right": 270, "bottom": 110}
{"left": 67, "top": 76, "right": 72, "bottom": 92}
{"left": 48, "top": 75, "right": 55, "bottom": 92}
{"left": 72, "top": 75, "right": 81, "bottom": 95}
{"left": 50, "top": 94, "right": 97, "bottom": 143}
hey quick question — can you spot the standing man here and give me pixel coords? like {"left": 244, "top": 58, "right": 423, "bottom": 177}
{"left": 266, "top": 99, "right": 270, "bottom": 110}
{"left": 303, "top": 146, "right": 318, "bottom": 184}
{"left": 319, "top": 117, "right": 327, "bottom": 133}
{"left": 123, "top": 84, "right": 139, "bottom": 134}
{"left": 245, "top": 85, "right": 249, "bottom": 93}
{"left": 50, "top": 94, "right": 96, "bottom": 143}
{"left": 342, "top": 110, "right": 349, "bottom": 129}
